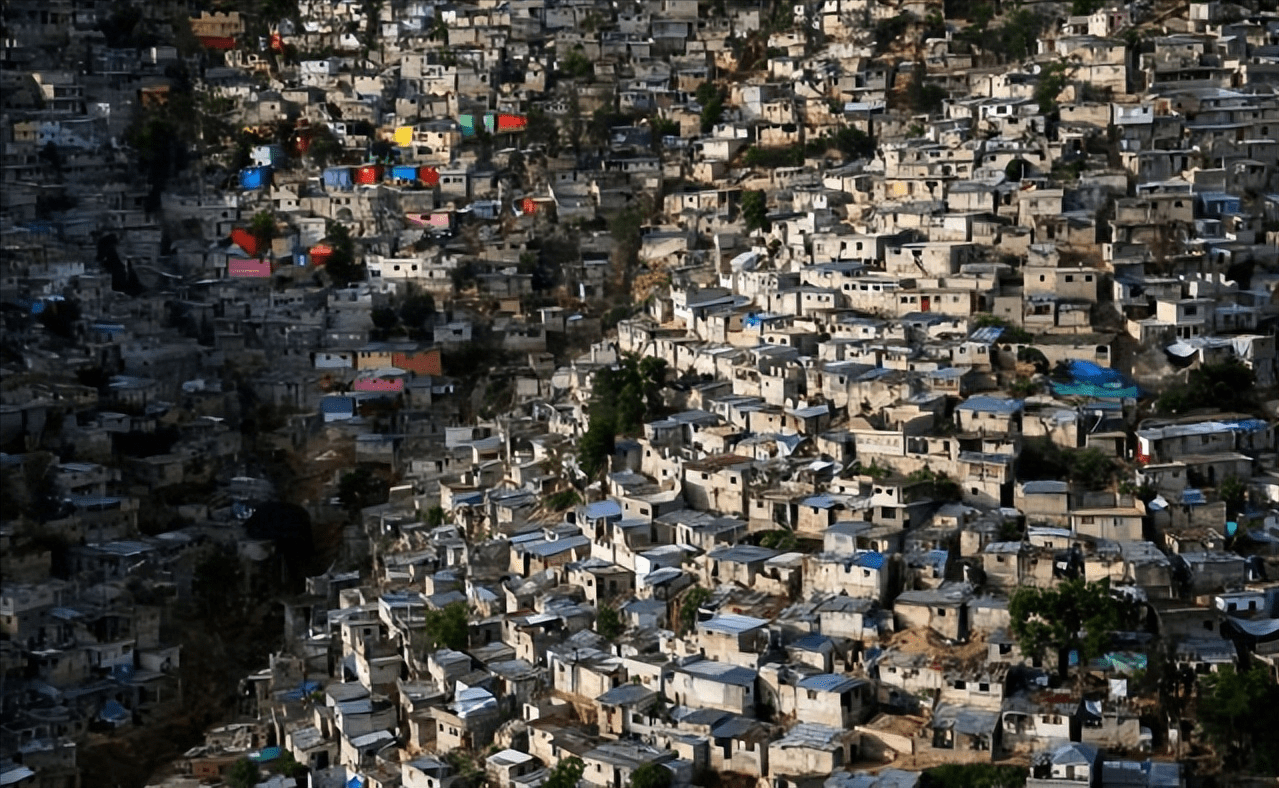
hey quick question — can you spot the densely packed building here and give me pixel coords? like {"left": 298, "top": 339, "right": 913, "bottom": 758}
{"left": 3, "top": 1, "right": 1279, "bottom": 788}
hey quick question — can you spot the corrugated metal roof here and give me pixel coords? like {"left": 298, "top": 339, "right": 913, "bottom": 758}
{"left": 796, "top": 673, "right": 863, "bottom": 693}
{"left": 699, "top": 613, "right": 768, "bottom": 635}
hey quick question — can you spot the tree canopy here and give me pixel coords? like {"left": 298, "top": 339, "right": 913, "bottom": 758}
{"left": 627, "top": 764, "right": 672, "bottom": 788}
{"left": 1016, "top": 440, "right": 1117, "bottom": 491}
{"left": 337, "top": 467, "right": 388, "bottom": 516}
{"left": 1009, "top": 578, "right": 1128, "bottom": 675}
{"left": 225, "top": 758, "right": 261, "bottom": 788}
{"left": 421, "top": 602, "right": 470, "bottom": 653}
{"left": 323, "top": 220, "right": 365, "bottom": 287}
{"left": 1197, "top": 663, "right": 1279, "bottom": 772}
{"left": 1156, "top": 359, "right": 1256, "bottom": 414}
{"left": 597, "top": 605, "right": 624, "bottom": 639}
{"left": 544, "top": 756, "right": 585, "bottom": 788}
{"left": 578, "top": 355, "right": 668, "bottom": 478}
{"left": 742, "top": 190, "right": 769, "bottom": 232}
{"left": 921, "top": 764, "right": 1026, "bottom": 788}
{"left": 249, "top": 211, "right": 276, "bottom": 258}
{"left": 679, "top": 586, "right": 712, "bottom": 634}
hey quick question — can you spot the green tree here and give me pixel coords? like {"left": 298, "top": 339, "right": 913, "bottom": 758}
{"left": 921, "top": 763, "right": 1026, "bottom": 788}
{"left": 696, "top": 83, "right": 726, "bottom": 133}
{"left": 1197, "top": 663, "right": 1279, "bottom": 771}
{"left": 1009, "top": 579, "right": 1125, "bottom": 678}
{"left": 759, "top": 530, "right": 798, "bottom": 550}
{"left": 309, "top": 125, "right": 343, "bottom": 168}
{"left": 833, "top": 126, "right": 876, "bottom": 159}
{"left": 905, "top": 63, "right": 947, "bottom": 114}
{"left": 544, "top": 756, "right": 586, "bottom": 788}
{"left": 425, "top": 505, "right": 447, "bottom": 526}
{"left": 323, "top": 220, "right": 365, "bottom": 287}
{"left": 700, "top": 96, "right": 724, "bottom": 133}
{"left": 1219, "top": 475, "right": 1247, "bottom": 519}
{"left": 1071, "top": 0, "right": 1105, "bottom": 14}
{"left": 1067, "top": 448, "right": 1117, "bottom": 491}
{"left": 1016, "top": 440, "right": 1116, "bottom": 491}
{"left": 561, "top": 49, "right": 594, "bottom": 79}
{"left": 38, "top": 298, "right": 82, "bottom": 339}
{"left": 400, "top": 292, "right": 436, "bottom": 336}
{"left": 274, "top": 750, "right": 309, "bottom": 779}
{"left": 371, "top": 306, "right": 399, "bottom": 332}
{"left": 422, "top": 602, "right": 470, "bottom": 653}
{"left": 337, "top": 467, "right": 387, "bottom": 516}
{"left": 566, "top": 92, "right": 584, "bottom": 154}
{"left": 1156, "top": 359, "right": 1256, "bottom": 414}
{"left": 525, "top": 108, "right": 561, "bottom": 156}
{"left": 545, "top": 490, "right": 582, "bottom": 511}
{"left": 743, "top": 145, "right": 805, "bottom": 168}
{"left": 999, "top": 9, "right": 1046, "bottom": 61}
{"left": 578, "top": 355, "right": 668, "bottom": 479}
{"left": 226, "top": 758, "right": 261, "bottom": 788}
{"left": 578, "top": 422, "right": 615, "bottom": 479}
{"left": 1034, "top": 61, "right": 1073, "bottom": 115}
{"left": 628, "top": 764, "right": 673, "bottom": 788}
{"left": 679, "top": 586, "right": 713, "bottom": 634}
{"left": 873, "top": 13, "right": 914, "bottom": 54}
{"left": 597, "top": 605, "right": 624, "bottom": 639}
{"left": 193, "top": 548, "right": 243, "bottom": 619}
{"left": 742, "top": 190, "right": 769, "bottom": 232}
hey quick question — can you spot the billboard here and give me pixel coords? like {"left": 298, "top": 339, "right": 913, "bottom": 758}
{"left": 229, "top": 258, "right": 271, "bottom": 278}
{"left": 352, "top": 378, "right": 404, "bottom": 393}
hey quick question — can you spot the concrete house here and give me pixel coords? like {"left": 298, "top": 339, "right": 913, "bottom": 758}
{"left": 773, "top": 671, "right": 875, "bottom": 729}
{"left": 663, "top": 657, "right": 758, "bottom": 715}
{"left": 769, "top": 722, "right": 858, "bottom": 777}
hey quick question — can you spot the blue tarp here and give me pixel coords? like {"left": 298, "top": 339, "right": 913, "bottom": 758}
{"left": 1094, "top": 652, "right": 1148, "bottom": 673}
{"left": 323, "top": 167, "right": 354, "bottom": 190}
{"left": 279, "top": 680, "right": 321, "bottom": 701}
{"left": 391, "top": 165, "right": 418, "bottom": 181}
{"left": 99, "top": 699, "right": 130, "bottom": 723}
{"left": 239, "top": 166, "right": 270, "bottom": 190}
{"left": 1051, "top": 359, "right": 1140, "bottom": 400}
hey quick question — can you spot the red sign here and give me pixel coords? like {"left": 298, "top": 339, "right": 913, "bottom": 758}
{"left": 521, "top": 198, "right": 538, "bottom": 215}
{"left": 356, "top": 165, "right": 382, "bottom": 184}
{"left": 419, "top": 166, "right": 440, "bottom": 186}
{"left": 270, "top": 33, "right": 283, "bottom": 52}
{"left": 198, "top": 36, "right": 236, "bottom": 50}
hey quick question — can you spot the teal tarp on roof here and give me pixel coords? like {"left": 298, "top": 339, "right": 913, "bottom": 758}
{"left": 250, "top": 746, "right": 282, "bottom": 762}
{"left": 1051, "top": 360, "right": 1140, "bottom": 399}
